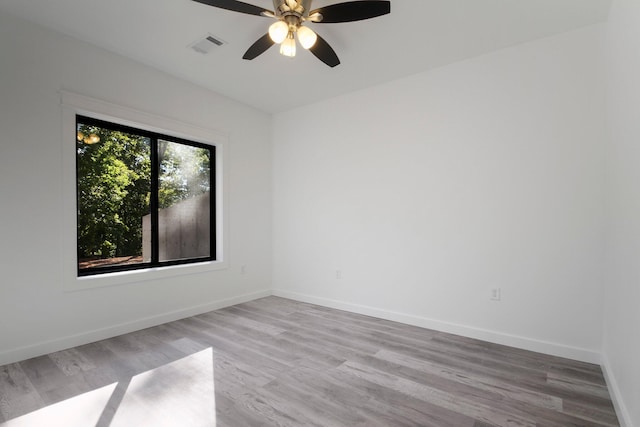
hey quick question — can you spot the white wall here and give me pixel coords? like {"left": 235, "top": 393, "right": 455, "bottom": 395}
{"left": 273, "top": 25, "right": 607, "bottom": 362}
{"left": 0, "top": 12, "right": 272, "bottom": 365}
{"left": 603, "top": 0, "right": 640, "bottom": 425}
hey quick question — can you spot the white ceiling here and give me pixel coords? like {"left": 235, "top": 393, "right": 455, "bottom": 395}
{"left": 0, "top": 0, "right": 611, "bottom": 113}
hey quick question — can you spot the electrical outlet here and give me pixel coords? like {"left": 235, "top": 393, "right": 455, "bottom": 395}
{"left": 336, "top": 270, "right": 342, "bottom": 279}
{"left": 240, "top": 265, "right": 246, "bottom": 275}
{"left": 490, "top": 288, "right": 501, "bottom": 301}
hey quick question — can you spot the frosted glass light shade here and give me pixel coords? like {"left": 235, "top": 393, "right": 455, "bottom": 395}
{"left": 280, "top": 36, "right": 296, "bottom": 57}
{"left": 297, "top": 26, "right": 317, "bottom": 49}
{"left": 269, "top": 21, "right": 288, "bottom": 44}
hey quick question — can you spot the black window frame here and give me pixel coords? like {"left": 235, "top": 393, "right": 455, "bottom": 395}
{"left": 76, "top": 115, "right": 216, "bottom": 277}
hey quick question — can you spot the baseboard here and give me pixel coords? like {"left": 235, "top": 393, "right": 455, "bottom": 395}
{"left": 0, "top": 289, "right": 271, "bottom": 366}
{"left": 601, "top": 354, "right": 633, "bottom": 427}
{"left": 272, "top": 289, "right": 601, "bottom": 364}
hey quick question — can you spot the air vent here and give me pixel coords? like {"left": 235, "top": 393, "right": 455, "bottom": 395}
{"left": 189, "top": 34, "right": 226, "bottom": 54}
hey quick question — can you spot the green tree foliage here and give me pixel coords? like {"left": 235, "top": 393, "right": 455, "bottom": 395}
{"left": 77, "top": 125, "right": 151, "bottom": 260}
{"left": 159, "top": 141, "right": 210, "bottom": 209}
{"left": 77, "top": 124, "right": 211, "bottom": 263}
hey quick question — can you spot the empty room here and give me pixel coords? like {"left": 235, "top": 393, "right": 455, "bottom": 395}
{"left": 0, "top": 0, "right": 638, "bottom": 425}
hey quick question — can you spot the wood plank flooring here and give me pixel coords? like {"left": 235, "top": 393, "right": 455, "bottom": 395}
{"left": 0, "top": 296, "right": 619, "bottom": 426}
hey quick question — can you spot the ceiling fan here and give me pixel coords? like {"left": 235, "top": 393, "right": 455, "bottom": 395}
{"left": 192, "top": 0, "right": 391, "bottom": 67}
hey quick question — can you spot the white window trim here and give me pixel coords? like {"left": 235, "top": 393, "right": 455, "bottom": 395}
{"left": 60, "top": 90, "right": 229, "bottom": 291}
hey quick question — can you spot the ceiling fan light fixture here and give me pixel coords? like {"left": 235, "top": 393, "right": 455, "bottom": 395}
{"left": 296, "top": 25, "right": 317, "bottom": 49}
{"left": 268, "top": 20, "right": 289, "bottom": 44}
{"left": 280, "top": 33, "right": 296, "bottom": 57}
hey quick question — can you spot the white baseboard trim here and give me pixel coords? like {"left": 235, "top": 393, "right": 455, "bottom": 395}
{"left": 0, "top": 289, "right": 271, "bottom": 366}
{"left": 272, "top": 289, "right": 601, "bottom": 364}
{"left": 601, "top": 354, "right": 633, "bottom": 427}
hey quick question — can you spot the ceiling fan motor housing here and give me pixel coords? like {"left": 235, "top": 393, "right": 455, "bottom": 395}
{"left": 274, "top": 0, "right": 313, "bottom": 19}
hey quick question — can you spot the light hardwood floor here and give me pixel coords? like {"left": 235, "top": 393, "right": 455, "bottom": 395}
{"left": 0, "top": 296, "right": 619, "bottom": 426}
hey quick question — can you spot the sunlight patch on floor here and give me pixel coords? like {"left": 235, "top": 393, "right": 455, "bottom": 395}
{"left": 1, "top": 383, "right": 117, "bottom": 427}
{"left": 1, "top": 348, "right": 216, "bottom": 427}
{"left": 111, "top": 348, "right": 215, "bottom": 426}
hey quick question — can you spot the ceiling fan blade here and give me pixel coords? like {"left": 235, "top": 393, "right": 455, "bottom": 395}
{"left": 192, "top": 0, "right": 271, "bottom": 17}
{"left": 310, "top": 1, "right": 390, "bottom": 23}
{"left": 243, "top": 33, "right": 275, "bottom": 60}
{"left": 309, "top": 34, "right": 340, "bottom": 67}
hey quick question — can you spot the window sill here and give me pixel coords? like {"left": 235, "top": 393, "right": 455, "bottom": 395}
{"left": 64, "top": 259, "right": 228, "bottom": 292}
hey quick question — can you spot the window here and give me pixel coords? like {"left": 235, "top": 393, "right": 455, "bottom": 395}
{"left": 76, "top": 115, "right": 215, "bottom": 276}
